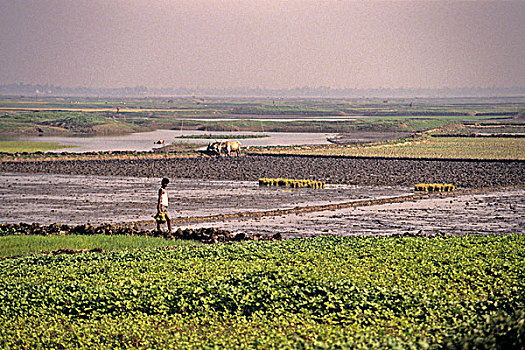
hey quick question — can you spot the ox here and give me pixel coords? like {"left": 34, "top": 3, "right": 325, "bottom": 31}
{"left": 207, "top": 140, "right": 241, "bottom": 156}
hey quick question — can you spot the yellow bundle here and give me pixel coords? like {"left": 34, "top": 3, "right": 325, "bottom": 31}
{"left": 414, "top": 183, "right": 456, "bottom": 192}
{"left": 259, "top": 178, "right": 326, "bottom": 189}
{"left": 154, "top": 212, "right": 167, "bottom": 223}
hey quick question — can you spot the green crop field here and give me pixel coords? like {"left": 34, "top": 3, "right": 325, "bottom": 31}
{"left": 252, "top": 136, "right": 525, "bottom": 160}
{"left": 1, "top": 234, "right": 523, "bottom": 349}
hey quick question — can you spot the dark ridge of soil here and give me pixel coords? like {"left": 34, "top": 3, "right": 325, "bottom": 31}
{"left": 0, "top": 223, "right": 280, "bottom": 254}
{"left": 1, "top": 155, "right": 524, "bottom": 188}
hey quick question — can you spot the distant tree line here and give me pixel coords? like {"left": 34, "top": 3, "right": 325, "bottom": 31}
{"left": 1, "top": 83, "right": 524, "bottom": 98}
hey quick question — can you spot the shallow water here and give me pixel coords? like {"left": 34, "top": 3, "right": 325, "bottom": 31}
{"left": 1, "top": 173, "right": 522, "bottom": 238}
{"left": 0, "top": 173, "right": 410, "bottom": 225}
{"left": 184, "top": 189, "right": 525, "bottom": 238}
{"left": 19, "top": 130, "right": 338, "bottom": 153}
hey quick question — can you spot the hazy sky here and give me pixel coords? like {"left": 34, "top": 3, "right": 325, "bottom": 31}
{"left": 1, "top": 1, "right": 523, "bottom": 89}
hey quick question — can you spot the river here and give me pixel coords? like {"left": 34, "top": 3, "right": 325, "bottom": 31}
{"left": 21, "top": 130, "right": 338, "bottom": 153}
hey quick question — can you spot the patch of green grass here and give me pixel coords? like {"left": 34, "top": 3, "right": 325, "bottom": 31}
{"left": 0, "top": 140, "right": 76, "bottom": 153}
{"left": 0, "top": 234, "right": 191, "bottom": 257}
{"left": 154, "top": 141, "right": 202, "bottom": 155}
{"left": 0, "top": 112, "right": 143, "bottom": 135}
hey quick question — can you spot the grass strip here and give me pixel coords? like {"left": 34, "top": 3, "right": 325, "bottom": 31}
{"left": 0, "top": 234, "right": 191, "bottom": 257}
{"left": 0, "top": 141, "right": 76, "bottom": 153}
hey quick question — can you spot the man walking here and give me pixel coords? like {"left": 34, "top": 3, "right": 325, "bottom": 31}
{"left": 156, "top": 178, "right": 172, "bottom": 233}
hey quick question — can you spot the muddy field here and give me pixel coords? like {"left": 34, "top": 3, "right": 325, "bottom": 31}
{"left": 183, "top": 188, "right": 524, "bottom": 238}
{"left": 1, "top": 155, "right": 524, "bottom": 188}
{"left": 1, "top": 171, "right": 523, "bottom": 238}
{"left": 1, "top": 155, "right": 524, "bottom": 238}
{"left": 0, "top": 173, "right": 411, "bottom": 225}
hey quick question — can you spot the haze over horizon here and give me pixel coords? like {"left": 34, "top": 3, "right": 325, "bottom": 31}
{"left": 1, "top": 1, "right": 524, "bottom": 90}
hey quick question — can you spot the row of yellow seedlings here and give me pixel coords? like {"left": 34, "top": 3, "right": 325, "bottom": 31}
{"left": 414, "top": 183, "right": 456, "bottom": 192}
{"left": 259, "top": 178, "right": 326, "bottom": 189}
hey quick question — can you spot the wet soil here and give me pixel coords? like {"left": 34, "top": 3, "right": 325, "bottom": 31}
{"left": 1, "top": 155, "right": 523, "bottom": 239}
{"left": 0, "top": 173, "right": 411, "bottom": 225}
{"left": 182, "top": 188, "right": 524, "bottom": 238}
{"left": 0, "top": 172, "right": 523, "bottom": 239}
{"left": 15, "top": 130, "right": 338, "bottom": 153}
{"left": 1, "top": 154, "right": 524, "bottom": 188}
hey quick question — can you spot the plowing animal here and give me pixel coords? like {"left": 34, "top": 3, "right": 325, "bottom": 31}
{"left": 207, "top": 140, "right": 241, "bottom": 156}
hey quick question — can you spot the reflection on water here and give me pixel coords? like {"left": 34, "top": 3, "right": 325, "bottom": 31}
{"left": 20, "top": 130, "right": 337, "bottom": 153}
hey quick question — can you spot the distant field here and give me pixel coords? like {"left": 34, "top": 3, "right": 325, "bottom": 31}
{"left": 0, "top": 107, "right": 200, "bottom": 113}
{"left": 1, "top": 96, "right": 522, "bottom": 137}
{"left": 0, "top": 140, "right": 75, "bottom": 153}
{"left": 251, "top": 137, "right": 525, "bottom": 160}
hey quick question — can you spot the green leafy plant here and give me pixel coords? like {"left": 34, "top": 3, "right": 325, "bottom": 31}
{"left": 1, "top": 234, "right": 523, "bottom": 349}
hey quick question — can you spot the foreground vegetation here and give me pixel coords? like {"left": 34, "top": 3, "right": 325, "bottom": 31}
{"left": 251, "top": 136, "right": 525, "bottom": 160}
{"left": 1, "top": 234, "right": 523, "bottom": 349}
